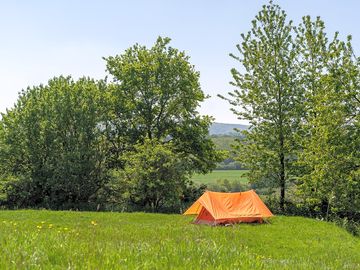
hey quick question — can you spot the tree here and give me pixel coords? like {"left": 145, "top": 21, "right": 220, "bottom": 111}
{"left": 115, "top": 139, "right": 188, "bottom": 211}
{"left": 0, "top": 76, "right": 109, "bottom": 209}
{"left": 0, "top": 37, "right": 221, "bottom": 211}
{"left": 221, "top": 2, "right": 302, "bottom": 210}
{"left": 295, "top": 16, "right": 360, "bottom": 218}
{"left": 103, "top": 37, "right": 223, "bottom": 210}
{"left": 103, "top": 37, "right": 223, "bottom": 208}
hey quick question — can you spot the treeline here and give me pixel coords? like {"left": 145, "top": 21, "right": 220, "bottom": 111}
{"left": 222, "top": 2, "right": 360, "bottom": 225}
{"left": 210, "top": 135, "right": 245, "bottom": 170}
{"left": 0, "top": 37, "right": 223, "bottom": 211}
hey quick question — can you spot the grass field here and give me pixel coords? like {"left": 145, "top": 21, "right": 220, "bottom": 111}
{"left": 0, "top": 210, "right": 359, "bottom": 269}
{"left": 191, "top": 170, "right": 249, "bottom": 185}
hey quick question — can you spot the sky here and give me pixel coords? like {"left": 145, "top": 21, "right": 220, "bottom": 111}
{"left": 0, "top": 1, "right": 359, "bottom": 124}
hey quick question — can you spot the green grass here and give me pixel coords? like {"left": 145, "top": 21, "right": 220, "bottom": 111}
{"left": 192, "top": 170, "right": 249, "bottom": 185}
{"left": 0, "top": 210, "right": 359, "bottom": 269}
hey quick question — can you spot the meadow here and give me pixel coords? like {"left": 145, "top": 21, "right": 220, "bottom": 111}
{"left": 0, "top": 210, "right": 359, "bottom": 269}
{"left": 191, "top": 170, "right": 249, "bottom": 185}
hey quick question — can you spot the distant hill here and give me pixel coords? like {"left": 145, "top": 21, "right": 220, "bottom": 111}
{"left": 209, "top": 122, "right": 248, "bottom": 135}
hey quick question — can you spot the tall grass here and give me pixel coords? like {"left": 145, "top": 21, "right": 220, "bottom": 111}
{"left": 0, "top": 210, "right": 359, "bottom": 269}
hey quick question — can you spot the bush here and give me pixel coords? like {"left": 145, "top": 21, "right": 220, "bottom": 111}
{"left": 332, "top": 217, "right": 360, "bottom": 236}
{"left": 263, "top": 195, "right": 360, "bottom": 236}
{"left": 207, "top": 179, "right": 246, "bottom": 192}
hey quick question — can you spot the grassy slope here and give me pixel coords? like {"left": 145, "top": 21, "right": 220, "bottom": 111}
{"left": 0, "top": 210, "right": 359, "bottom": 269}
{"left": 192, "top": 170, "right": 249, "bottom": 185}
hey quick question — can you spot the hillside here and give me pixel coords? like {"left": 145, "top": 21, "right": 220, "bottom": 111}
{"left": 0, "top": 210, "right": 359, "bottom": 269}
{"left": 210, "top": 135, "right": 243, "bottom": 169}
{"left": 209, "top": 122, "right": 248, "bottom": 135}
{"left": 211, "top": 135, "right": 238, "bottom": 151}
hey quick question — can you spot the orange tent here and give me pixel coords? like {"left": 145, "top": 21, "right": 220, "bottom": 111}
{"left": 183, "top": 190, "right": 273, "bottom": 225}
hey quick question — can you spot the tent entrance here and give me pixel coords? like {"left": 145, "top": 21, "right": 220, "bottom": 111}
{"left": 194, "top": 207, "right": 215, "bottom": 225}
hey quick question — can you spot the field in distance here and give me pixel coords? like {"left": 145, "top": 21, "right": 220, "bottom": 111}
{"left": 191, "top": 170, "right": 249, "bottom": 185}
{"left": 0, "top": 210, "right": 359, "bottom": 269}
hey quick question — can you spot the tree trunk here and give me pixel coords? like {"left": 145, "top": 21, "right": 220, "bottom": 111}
{"left": 279, "top": 149, "right": 285, "bottom": 212}
{"left": 278, "top": 108, "right": 285, "bottom": 211}
{"left": 274, "top": 41, "right": 286, "bottom": 212}
{"left": 278, "top": 104, "right": 286, "bottom": 212}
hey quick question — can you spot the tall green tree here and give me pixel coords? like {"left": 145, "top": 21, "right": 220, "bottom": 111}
{"left": 0, "top": 76, "right": 109, "bottom": 209}
{"left": 104, "top": 37, "right": 222, "bottom": 172}
{"left": 222, "top": 2, "right": 302, "bottom": 210}
{"left": 103, "top": 37, "right": 223, "bottom": 210}
{"left": 295, "top": 16, "right": 360, "bottom": 217}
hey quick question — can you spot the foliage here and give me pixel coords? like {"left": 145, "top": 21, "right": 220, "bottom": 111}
{"left": 112, "top": 139, "right": 189, "bottom": 211}
{"left": 0, "top": 77, "right": 109, "bottom": 209}
{"left": 100, "top": 37, "right": 223, "bottom": 211}
{"left": 104, "top": 141, "right": 208, "bottom": 213}
{"left": 0, "top": 37, "right": 221, "bottom": 211}
{"left": 210, "top": 135, "right": 239, "bottom": 151}
{"left": 294, "top": 16, "right": 360, "bottom": 219}
{"left": 223, "top": 2, "right": 359, "bottom": 221}
{"left": 210, "top": 135, "right": 244, "bottom": 169}
{"left": 221, "top": 2, "right": 302, "bottom": 210}
{"left": 104, "top": 36, "right": 223, "bottom": 174}
{"left": 207, "top": 179, "right": 245, "bottom": 193}
{"left": 180, "top": 181, "right": 207, "bottom": 212}
{"left": 215, "top": 160, "right": 243, "bottom": 170}
{"left": 0, "top": 210, "right": 359, "bottom": 269}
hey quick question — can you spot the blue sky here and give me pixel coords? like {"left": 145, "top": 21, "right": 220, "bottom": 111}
{"left": 0, "top": 0, "right": 359, "bottom": 124}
